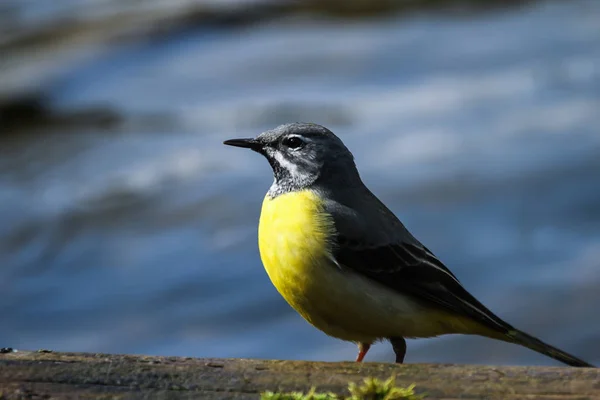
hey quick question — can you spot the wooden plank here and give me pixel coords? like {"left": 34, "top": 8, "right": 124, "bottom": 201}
{"left": 1, "top": 351, "right": 599, "bottom": 399}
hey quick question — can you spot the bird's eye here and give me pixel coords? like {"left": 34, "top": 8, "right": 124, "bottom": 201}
{"left": 282, "top": 136, "right": 304, "bottom": 149}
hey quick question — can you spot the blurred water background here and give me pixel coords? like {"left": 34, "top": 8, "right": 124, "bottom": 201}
{"left": 1, "top": 0, "right": 599, "bottom": 366}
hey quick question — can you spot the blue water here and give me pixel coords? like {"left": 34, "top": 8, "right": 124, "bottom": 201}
{"left": 1, "top": 0, "right": 600, "bottom": 366}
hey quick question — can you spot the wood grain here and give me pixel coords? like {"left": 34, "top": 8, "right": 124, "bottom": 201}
{"left": 1, "top": 351, "right": 599, "bottom": 399}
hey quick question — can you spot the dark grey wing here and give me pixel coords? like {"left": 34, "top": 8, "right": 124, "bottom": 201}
{"left": 322, "top": 191, "right": 513, "bottom": 334}
{"left": 333, "top": 239, "right": 512, "bottom": 333}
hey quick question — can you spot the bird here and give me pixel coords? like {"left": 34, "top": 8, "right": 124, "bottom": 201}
{"left": 223, "top": 122, "right": 594, "bottom": 368}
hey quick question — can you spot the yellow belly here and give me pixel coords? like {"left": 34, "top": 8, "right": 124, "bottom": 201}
{"left": 258, "top": 189, "right": 493, "bottom": 343}
{"left": 258, "top": 190, "right": 337, "bottom": 328}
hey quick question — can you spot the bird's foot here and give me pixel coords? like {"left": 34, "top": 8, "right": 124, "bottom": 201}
{"left": 389, "top": 337, "right": 406, "bottom": 364}
{"left": 355, "top": 342, "right": 371, "bottom": 362}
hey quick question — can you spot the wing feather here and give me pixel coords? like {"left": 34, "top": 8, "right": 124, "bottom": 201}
{"left": 333, "top": 237, "right": 512, "bottom": 333}
{"left": 320, "top": 187, "right": 513, "bottom": 334}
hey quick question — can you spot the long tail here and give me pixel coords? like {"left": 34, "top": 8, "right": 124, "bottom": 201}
{"left": 506, "top": 329, "right": 595, "bottom": 368}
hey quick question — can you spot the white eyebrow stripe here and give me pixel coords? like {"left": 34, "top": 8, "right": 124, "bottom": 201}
{"left": 287, "top": 134, "right": 313, "bottom": 143}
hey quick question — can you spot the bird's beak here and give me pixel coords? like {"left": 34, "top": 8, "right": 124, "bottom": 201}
{"left": 223, "top": 138, "right": 262, "bottom": 151}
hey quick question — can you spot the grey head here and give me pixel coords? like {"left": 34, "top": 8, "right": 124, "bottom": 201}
{"left": 224, "top": 123, "right": 361, "bottom": 197}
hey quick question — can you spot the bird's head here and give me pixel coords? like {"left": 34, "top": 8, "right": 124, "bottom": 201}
{"left": 224, "top": 123, "right": 360, "bottom": 196}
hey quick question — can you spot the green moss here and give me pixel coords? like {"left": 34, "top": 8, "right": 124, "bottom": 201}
{"left": 260, "top": 387, "right": 337, "bottom": 400}
{"left": 261, "top": 376, "right": 424, "bottom": 400}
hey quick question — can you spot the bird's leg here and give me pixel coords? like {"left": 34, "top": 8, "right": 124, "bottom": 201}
{"left": 355, "top": 342, "right": 371, "bottom": 362}
{"left": 389, "top": 337, "right": 406, "bottom": 364}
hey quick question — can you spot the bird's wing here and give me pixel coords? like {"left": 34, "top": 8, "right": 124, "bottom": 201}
{"left": 323, "top": 194, "right": 512, "bottom": 334}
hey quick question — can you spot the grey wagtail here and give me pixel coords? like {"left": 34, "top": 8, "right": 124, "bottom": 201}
{"left": 224, "top": 122, "right": 594, "bottom": 367}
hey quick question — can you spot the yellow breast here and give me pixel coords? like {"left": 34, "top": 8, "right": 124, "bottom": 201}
{"left": 258, "top": 190, "right": 336, "bottom": 322}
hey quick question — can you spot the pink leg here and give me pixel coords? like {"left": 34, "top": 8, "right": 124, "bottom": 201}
{"left": 356, "top": 342, "right": 371, "bottom": 362}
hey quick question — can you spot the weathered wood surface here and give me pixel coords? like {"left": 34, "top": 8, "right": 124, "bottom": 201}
{"left": 1, "top": 351, "right": 599, "bottom": 399}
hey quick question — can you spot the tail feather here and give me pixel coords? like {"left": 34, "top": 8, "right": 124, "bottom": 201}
{"left": 507, "top": 329, "right": 595, "bottom": 368}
